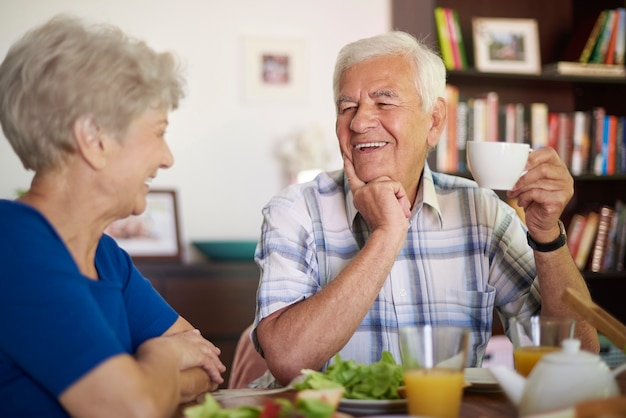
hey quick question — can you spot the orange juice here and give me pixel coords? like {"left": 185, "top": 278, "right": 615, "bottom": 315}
{"left": 403, "top": 368, "right": 465, "bottom": 418}
{"left": 513, "top": 346, "right": 560, "bottom": 376}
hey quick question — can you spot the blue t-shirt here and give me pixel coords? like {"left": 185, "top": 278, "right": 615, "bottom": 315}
{"left": 0, "top": 200, "right": 179, "bottom": 417}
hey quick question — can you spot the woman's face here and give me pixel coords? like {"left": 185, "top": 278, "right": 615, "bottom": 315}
{"left": 105, "top": 106, "right": 174, "bottom": 217}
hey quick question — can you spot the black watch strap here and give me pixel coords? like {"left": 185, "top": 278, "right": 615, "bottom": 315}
{"left": 527, "top": 220, "right": 567, "bottom": 252}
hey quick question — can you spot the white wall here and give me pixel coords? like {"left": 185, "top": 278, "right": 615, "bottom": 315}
{"left": 0, "top": 0, "right": 391, "bottom": 261}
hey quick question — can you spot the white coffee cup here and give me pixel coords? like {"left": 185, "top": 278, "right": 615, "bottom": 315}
{"left": 466, "top": 141, "right": 530, "bottom": 190}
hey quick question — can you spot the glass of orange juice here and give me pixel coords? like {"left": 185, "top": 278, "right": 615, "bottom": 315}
{"left": 510, "top": 316, "right": 575, "bottom": 377}
{"left": 399, "top": 325, "right": 469, "bottom": 418}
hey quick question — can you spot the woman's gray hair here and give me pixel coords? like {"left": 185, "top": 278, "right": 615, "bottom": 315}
{"left": 0, "top": 15, "right": 186, "bottom": 172}
{"left": 332, "top": 31, "right": 446, "bottom": 113}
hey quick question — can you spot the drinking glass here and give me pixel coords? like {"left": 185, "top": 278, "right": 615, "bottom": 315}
{"left": 399, "top": 325, "right": 469, "bottom": 418}
{"left": 509, "top": 315, "right": 575, "bottom": 377}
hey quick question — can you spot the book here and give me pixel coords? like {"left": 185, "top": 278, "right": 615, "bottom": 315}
{"left": 605, "top": 9, "right": 621, "bottom": 64}
{"left": 515, "top": 103, "right": 530, "bottom": 145}
{"left": 547, "top": 112, "right": 559, "bottom": 151}
{"left": 571, "top": 111, "right": 590, "bottom": 176}
{"left": 530, "top": 102, "right": 549, "bottom": 149}
{"left": 590, "top": 205, "right": 615, "bottom": 272}
{"left": 580, "top": 10, "right": 609, "bottom": 63}
{"left": 576, "top": 211, "right": 600, "bottom": 270}
{"left": 590, "top": 10, "right": 616, "bottom": 64}
{"left": 602, "top": 115, "right": 618, "bottom": 175}
{"left": 567, "top": 213, "right": 588, "bottom": 260}
{"left": 603, "top": 200, "right": 624, "bottom": 271}
{"left": 558, "top": 112, "right": 573, "bottom": 170}
{"left": 451, "top": 9, "right": 468, "bottom": 69}
{"left": 591, "top": 107, "right": 607, "bottom": 175}
{"left": 470, "top": 96, "right": 487, "bottom": 142}
{"left": 560, "top": 10, "right": 603, "bottom": 62}
{"left": 434, "top": 7, "right": 455, "bottom": 70}
{"left": 543, "top": 61, "right": 626, "bottom": 77}
{"left": 444, "top": 7, "right": 462, "bottom": 69}
{"left": 503, "top": 103, "right": 517, "bottom": 143}
{"left": 615, "top": 8, "right": 626, "bottom": 65}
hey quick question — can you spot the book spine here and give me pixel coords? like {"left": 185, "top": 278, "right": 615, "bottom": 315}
{"left": 571, "top": 111, "right": 590, "bottom": 176}
{"left": 615, "top": 8, "right": 626, "bottom": 65}
{"left": 607, "top": 115, "right": 618, "bottom": 175}
{"left": 590, "top": 205, "right": 615, "bottom": 272}
{"left": 452, "top": 9, "right": 468, "bottom": 69}
{"left": 605, "top": 9, "right": 621, "bottom": 64}
{"left": 504, "top": 103, "right": 516, "bottom": 143}
{"left": 602, "top": 201, "right": 623, "bottom": 271}
{"left": 591, "top": 107, "right": 606, "bottom": 175}
{"left": 472, "top": 97, "right": 487, "bottom": 142}
{"left": 558, "top": 112, "right": 573, "bottom": 170}
{"left": 576, "top": 211, "right": 600, "bottom": 270}
{"left": 444, "top": 8, "right": 462, "bottom": 69}
{"left": 590, "top": 10, "right": 616, "bottom": 64}
{"left": 515, "top": 103, "right": 529, "bottom": 145}
{"left": 485, "top": 92, "right": 499, "bottom": 142}
{"left": 547, "top": 112, "right": 559, "bottom": 151}
{"left": 434, "top": 7, "right": 455, "bottom": 70}
{"left": 580, "top": 10, "right": 608, "bottom": 63}
{"left": 530, "top": 102, "right": 549, "bottom": 148}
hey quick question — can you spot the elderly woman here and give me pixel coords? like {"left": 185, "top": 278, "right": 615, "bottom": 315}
{"left": 0, "top": 15, "right": 224, "bottom": 417}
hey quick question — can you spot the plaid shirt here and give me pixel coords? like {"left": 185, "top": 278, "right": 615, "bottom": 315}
{"left": 253, "top": 165, "right": 540, "bottom": 369}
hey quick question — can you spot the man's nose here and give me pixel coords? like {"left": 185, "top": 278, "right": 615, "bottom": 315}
{"left": 350, "top": 105, "right": 379, "bottom": 133}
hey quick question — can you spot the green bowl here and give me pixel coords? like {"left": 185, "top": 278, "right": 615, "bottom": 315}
{"left": 192, "top": 240, "right": 257, "bottom": 261}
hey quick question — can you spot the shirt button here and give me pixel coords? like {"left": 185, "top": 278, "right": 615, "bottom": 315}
{"left": 400, "top": 288, "right": 407, "bottom": 297}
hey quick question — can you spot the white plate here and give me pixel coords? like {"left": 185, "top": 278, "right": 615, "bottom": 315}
{"left": 464, "top": 367, "right": 501, "bottom": 392}
{"left": 338, "top": 398, "right": 407, "bottom": 415}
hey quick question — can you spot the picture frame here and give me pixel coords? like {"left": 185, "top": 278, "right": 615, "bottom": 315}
{"left": 472, "top": 17, "right": 541, "bottom": 74}
{"left": 104, "top": 189, "right": 182, "bottom": 262}
{"left": 243, "top": 36, "right": 307, "bottom": 103}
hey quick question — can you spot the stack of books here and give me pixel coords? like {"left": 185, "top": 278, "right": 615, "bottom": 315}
{"left": 545, "top": 8, "right": 626, "bottom": 77}
{"left": 433, "top": 86, "right": 626, "bottom": 177}
{"left": 568, "top": 201, "right": 626, "bottom": 273}
{"left": 433, "top": 7, "right": 468, "bottom": 70}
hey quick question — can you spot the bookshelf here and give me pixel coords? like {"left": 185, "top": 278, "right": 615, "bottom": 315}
{"left": 392, "top": 0, "right": 626, "bottom": 321}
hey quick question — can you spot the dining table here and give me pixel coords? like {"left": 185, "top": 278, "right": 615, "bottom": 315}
{"left": 175, "top": 371, "right": 626, "bottom": 418}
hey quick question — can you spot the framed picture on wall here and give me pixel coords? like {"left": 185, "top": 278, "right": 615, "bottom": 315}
{"left": 104, "top": 189, "right": 182, "bottom": 262}
{"left": 243, "top": 36, "right": 308, "bottom": 103}
{"left": 472, "top": 17, "right": 541, "bottom": 74}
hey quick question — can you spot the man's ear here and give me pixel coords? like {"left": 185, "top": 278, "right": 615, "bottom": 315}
{"left": 426, "top": 97, "right": 447, "bottom": 148}
{"left": 72, "top": 116, "right": 107, "bottom": 170}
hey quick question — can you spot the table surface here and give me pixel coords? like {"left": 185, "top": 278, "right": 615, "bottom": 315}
{"left": 175, "top": 371, "right": 626, "bottom": 418}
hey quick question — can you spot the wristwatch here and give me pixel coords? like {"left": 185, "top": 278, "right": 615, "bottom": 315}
{"left": 527, "top": 220, "right": 567, "bottom": 252}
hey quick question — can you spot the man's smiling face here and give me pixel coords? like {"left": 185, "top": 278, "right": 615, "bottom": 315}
{"left": 335, "top": 54, "right": 441, "bottom": 198}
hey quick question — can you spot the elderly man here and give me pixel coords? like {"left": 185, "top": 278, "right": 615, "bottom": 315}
{"left": 253, "top": 31, "right": 598, "bottom": 386}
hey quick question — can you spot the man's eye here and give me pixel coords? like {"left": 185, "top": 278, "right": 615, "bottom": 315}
{"left": 340, "top": 105, "right": 357, "bottom": 114}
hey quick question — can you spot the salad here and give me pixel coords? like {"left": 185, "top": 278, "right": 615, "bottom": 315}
{"left": 184, "top": 388, "right": 343, "bottom": 418}
{"left": 294, "top": 351, "right": 404, "bottom": 400}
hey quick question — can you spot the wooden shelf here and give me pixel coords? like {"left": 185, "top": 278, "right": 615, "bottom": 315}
{"left": 393, "top": 0, "right": 626, "bottom": 322}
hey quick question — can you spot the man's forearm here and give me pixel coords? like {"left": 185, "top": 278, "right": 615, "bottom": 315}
{"left": 534, "top": 245, "right": 600, "bottom": 353}
{"left": 258, "top": 228, "right": 405, "bottom": 385}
